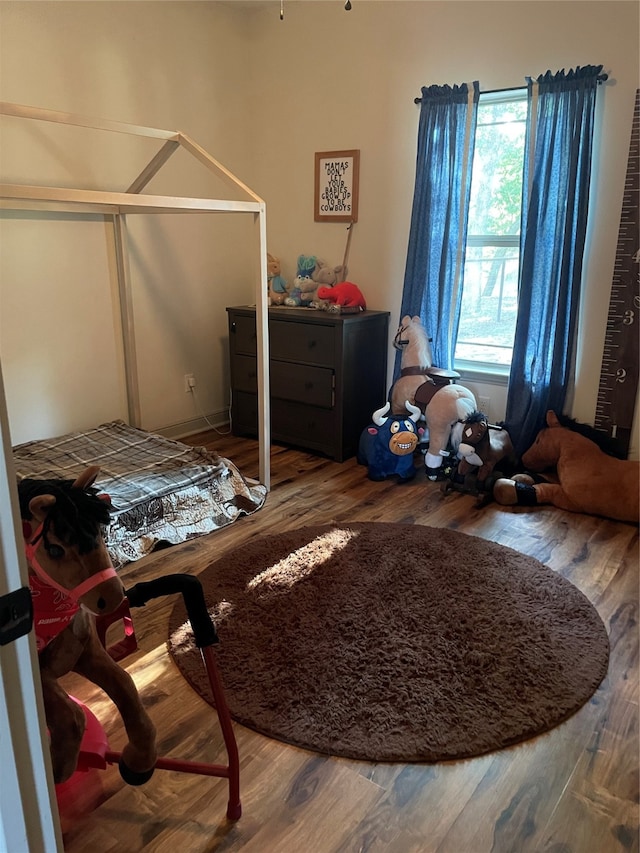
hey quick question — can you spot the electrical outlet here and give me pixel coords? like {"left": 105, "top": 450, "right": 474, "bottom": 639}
{"left": 184, "top": 373, "right": 196, "bottom": 393}
{"left": 478, "top": 396, "right": 490, "bottom": 418}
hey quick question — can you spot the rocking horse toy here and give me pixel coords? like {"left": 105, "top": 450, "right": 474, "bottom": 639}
{"left": 389, "top": 315, "right": 477, "bottom": 479}
{"left": 443, "top": 411, "right": 517, "bottom": 502}
{"left": 493, "top": 410, "right": 639, "bottom": 524}
{"left": 19, "top": 466, "right": 241, "bottom": 820}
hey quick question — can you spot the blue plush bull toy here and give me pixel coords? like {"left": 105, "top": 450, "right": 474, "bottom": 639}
{"left": 357, "top": 400, "right": 422, "bottom": 481}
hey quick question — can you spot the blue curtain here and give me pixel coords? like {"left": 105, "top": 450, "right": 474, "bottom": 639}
{"left": 505, "top": 65, "right": 603, "bottom": 456}
{"left": 398, "top": 81, "right": 479, "bottom": 371}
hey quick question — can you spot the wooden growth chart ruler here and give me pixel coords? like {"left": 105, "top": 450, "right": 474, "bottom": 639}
{"left": 594, "top": 89, "right": 639, "bottom": 455}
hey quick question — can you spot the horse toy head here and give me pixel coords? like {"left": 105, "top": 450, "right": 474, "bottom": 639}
{"left": 392, "top": 315, "right": 433, "bottom": 366}
{"left": 20, "top": 466, "right": 124, "bottom": 622}
{"left": 18, "top": 466, "right": 157, "bottom": 785}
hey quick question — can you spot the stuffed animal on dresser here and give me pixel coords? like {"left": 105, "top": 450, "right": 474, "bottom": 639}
{"left": 317, "top": 281, "right": 366, "bottom": 313}
{"left": 267, "top": 253, "right": 288, "bottom": 305}
{"left": 285, "top": 254, "right": 317, "bottom": 306}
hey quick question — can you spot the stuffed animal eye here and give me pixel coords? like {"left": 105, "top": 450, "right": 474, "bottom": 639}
{"left": 390, "top": 421, "right": 400, "bottom": 434}
{"left": 404, "top": 421, "right": 415, "bottom": 432}
{"left": 46, "top": 543, "right": 65, "bottom": 560}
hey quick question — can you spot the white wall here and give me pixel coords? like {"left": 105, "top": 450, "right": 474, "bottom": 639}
{"left": 1, "top": 1, "right": 638, "bottom": 456}
{"left": 0, "top": 1, "right": 258, "bottom": 443}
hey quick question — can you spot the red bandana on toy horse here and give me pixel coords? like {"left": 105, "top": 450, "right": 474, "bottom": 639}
{"left": 24, "top": 519, "right": 117, "bottom": 650}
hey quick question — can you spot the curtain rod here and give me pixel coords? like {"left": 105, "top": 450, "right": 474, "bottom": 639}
{"left": 413, "top": 74, "right": 608, "bottom": 104}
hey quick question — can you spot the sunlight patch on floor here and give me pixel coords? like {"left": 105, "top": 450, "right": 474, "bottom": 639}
{"left": 247, "top": 527, "right": 361, "bottom": 592}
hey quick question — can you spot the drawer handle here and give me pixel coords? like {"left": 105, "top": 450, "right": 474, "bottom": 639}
{"left": 308, "top": 340, "right": 317, "bottom": 349}
{"left": 304, "top": 381, "right": 314, "bottom": 391}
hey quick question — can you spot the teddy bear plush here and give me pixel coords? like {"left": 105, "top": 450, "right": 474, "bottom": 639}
{"left": 267, "top": 253, "right": 288, "bottom": 306}
{"left": 308, "top": 259, "right": 349, "bottom": 309}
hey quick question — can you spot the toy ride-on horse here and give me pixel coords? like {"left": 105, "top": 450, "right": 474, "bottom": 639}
{"left": 19, "top": 466, "right": 242, "bottom": 821}
{"left": 493, "top": 410, "right": 640, "bottom": 523}
{"left": 389, "top": 315, "right": 477, "bottom": 479}
{"left": 18, "top": 466, "right": 242, "bottom": 820}
{"left": 441, "top": 411, "right": 516, "bottom": 505}
{"left": 19, "top": 466, "right": 157, "bottom": 786}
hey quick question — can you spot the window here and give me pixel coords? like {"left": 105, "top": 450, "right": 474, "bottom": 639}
{"left": 455, "top": 90, "right": 528, "bottom": 371}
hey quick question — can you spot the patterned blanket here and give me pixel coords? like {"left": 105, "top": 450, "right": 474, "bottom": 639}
{"left": 13, "top": 420, "right": 267, "bottom": 567}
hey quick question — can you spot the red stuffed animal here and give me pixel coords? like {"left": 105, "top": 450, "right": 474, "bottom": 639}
{"left": 317, "top": 281, "right": 366, "bottom": 313}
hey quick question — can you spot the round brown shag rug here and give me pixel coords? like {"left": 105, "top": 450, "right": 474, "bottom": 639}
{"left": 167, "top": 523, "right": 609, "bottom": 762}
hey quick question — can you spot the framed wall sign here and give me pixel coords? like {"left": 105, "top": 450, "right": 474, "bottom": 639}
{"left": 314, "top": 149, "right": 359, "bottom": 223}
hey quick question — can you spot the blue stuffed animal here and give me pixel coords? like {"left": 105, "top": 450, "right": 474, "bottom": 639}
{"left": 357, "top": 400, "right": 423, "bottom": 481}
{"left": 285, "top": 254, "right": 317, "bottom": 306}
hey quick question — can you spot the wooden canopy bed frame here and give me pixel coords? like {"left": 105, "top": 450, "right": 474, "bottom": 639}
{"left": 0, "top": 101, "right": 271, "bottom": 489}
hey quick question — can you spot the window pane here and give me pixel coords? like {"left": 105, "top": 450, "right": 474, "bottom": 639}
{"left": 455, "top": 92, "right": 527, "bottom": 368}
{"left": 456, "top": 244, "right": 520, "bottom": 366}
{"left": 467, "top": 99, "right": 527, "bottom": 238}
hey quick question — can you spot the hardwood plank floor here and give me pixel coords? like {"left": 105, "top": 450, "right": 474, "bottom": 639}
{"left": 58, "top": 433, "right": 639, "bottom": 853}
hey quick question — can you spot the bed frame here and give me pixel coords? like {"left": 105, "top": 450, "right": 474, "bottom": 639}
{"left": 0, "top": 101, "right": 271, "bottom": 488}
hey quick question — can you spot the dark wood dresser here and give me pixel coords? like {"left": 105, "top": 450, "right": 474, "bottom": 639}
{"left": 226, "top": 305, "right": 390, "bottom": 461}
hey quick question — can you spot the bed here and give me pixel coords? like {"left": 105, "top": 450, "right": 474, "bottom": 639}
{"left": 0, "top": 100, "right": 271, "bottom": 488}
{"left": 13, "top": 420, "right": 267, "bottom": 568}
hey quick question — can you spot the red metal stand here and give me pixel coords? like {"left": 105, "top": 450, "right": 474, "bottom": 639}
{"left": 57, "top": 579, "right": 241, "bottom": 822}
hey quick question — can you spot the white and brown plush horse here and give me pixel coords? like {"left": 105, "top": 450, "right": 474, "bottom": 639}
{"left": 389, "top": 315, "right": 477, "bottom": 479}
{"left": 19, "top": 466, "right": 157, "bottom": 784}
{"left": 493, "top": 411, "right": 639, "bottom": 523}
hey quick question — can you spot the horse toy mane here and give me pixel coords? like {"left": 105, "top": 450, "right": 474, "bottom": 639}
{"left": 553, "top": 413, "right": 628, "bottom": 459}
{"left": 19, "top": 466, "right": 157, "bottom": 786}
{"left": 494, "top": 411, "right": 639, "bottom": 524}
{"left": 19, "top": 475, "right": 111, "bottom": 553}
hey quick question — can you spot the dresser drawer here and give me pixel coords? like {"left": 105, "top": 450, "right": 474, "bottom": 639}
{"left": 271, "top": 361, "right": 334, "bottom": 408}
{"left": 232, "top": 355, "right": 258, "bottom": 394}
{"left": 230, "top": 392, "right": 336, "bottom": 454}
{"left": 270, "top": 320, "right": 335, "bottom": 367}
{"left": 231, "top": 314, "right": 335, "bottom": 367}
{"left": 233, "top": 356, "right": 334, "bottom": 408}
{"left": 272, "top": 400, "right": 336, "bottom": 449}
{"left": 231, "top": 314, "right": 259, "bottom": 355}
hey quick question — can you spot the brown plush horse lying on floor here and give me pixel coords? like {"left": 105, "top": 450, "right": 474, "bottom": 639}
{"left": 493, "top": 411, "right": 639, "bottom": 523}
{"left": 19, "top": 466, "right": 157, "bottom": 784}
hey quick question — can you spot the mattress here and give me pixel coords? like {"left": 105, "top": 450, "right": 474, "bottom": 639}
{"left": 13, "top": 420, "right": 267, "bottom": 567}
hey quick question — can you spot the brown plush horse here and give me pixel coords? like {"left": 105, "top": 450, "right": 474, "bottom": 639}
{"left": 451, "top": 412, "right": 517, "bottom": 488}
{"left": 493, "top": 411, "right": 639, "bottom": 523}
{"left": 19, "top": 466, "right": 157, "bottom": 784}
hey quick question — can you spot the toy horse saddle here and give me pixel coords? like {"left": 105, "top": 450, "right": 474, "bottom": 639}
{"left": 402, "top": 366, "right": 461, "bottom": 414}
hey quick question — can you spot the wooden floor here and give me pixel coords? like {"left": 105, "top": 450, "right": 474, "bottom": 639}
{"left": 59, "top": 433, "right": 639, "bottom": 853}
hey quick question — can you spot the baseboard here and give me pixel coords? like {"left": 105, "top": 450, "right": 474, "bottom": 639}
{"left": 155, "top": 410, "right": 231, "bottom": 442}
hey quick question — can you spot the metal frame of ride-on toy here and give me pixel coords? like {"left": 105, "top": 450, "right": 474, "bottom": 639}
{"left": 63, "top": 574, "right": 241, "bottom": 822}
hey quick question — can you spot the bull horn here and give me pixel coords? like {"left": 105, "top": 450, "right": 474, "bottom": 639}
{"left": 372, "top": 402, "right": 390, "bottom": 426}
{"left": 405, "top": 400, "right": 421, "bottom": 423}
